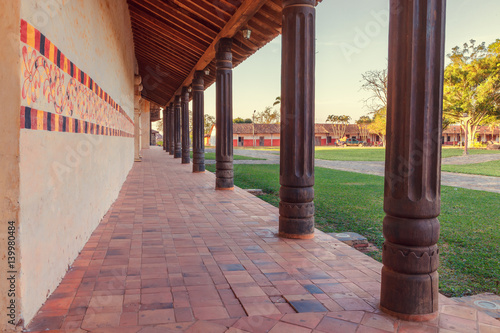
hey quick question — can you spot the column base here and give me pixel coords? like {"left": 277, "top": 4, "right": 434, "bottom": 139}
{"left": 380, "top": 267, "right": 439, "bottom": 320}
{"left": 379, "top": 305, "right": 438, "bottom": 322}
{"left": 216, "top": 187, "right": 234, "bottom": 191}
{"left": 278, "top": 231, "right": 314, "bottom": 240}
{"left": 134, "top": 158, "right": 142, "bottom": 162}
{"left": 193, "top": 164, "right": 206, "bottom": 173}
{"left": 182, "top": 160, "right": 190, "bottom": 164}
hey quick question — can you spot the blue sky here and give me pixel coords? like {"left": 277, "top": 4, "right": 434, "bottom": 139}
{"left": 201, "top": 0, "right": 500, "bottom": 123}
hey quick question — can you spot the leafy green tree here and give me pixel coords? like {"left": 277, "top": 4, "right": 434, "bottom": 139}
{"left": 368, "top": 108, "right": 386, "bottom": 146}
{"left": 356, "top": 115, "right": 372, "bottom": 141}
{"left": 233, "top": 117, "right": 252, "bottom": 123}
{"left": 443, "top": 39, "right": 500, "bottom": 147}
{"left": 204, "top": 114, "right": 215, "bottom": 134}
{"left": 255, "top": 106, "right": 280, "bottom": 124}
{"left": 326, "top": 114, "right": 351, "bottom": 139}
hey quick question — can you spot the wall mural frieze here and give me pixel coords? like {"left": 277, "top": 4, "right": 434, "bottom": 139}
{"left": 19, "top": 19, "right": 133, "bottom": 137}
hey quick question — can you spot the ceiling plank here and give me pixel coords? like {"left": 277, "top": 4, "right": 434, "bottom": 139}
{"left": 166, "top": 0, "right": 269, "bottom": 105}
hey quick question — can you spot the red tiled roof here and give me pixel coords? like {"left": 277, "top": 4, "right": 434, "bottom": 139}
{"left": 442, "top": 125, "right": 500, "bottom": 135}
{"left": 231, "top": 123, "right": 367, "bottom": 136}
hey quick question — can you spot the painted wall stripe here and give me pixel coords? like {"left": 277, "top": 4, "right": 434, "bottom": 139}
{"left": 20, "top": 107, "right": 133, "bottom": 138}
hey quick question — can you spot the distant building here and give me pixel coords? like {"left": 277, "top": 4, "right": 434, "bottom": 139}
{"left": 207, "top": 123, "right": 383, "bottom": 147}
{"left": 442, "top": 125, "right": 500, "bottom": 145}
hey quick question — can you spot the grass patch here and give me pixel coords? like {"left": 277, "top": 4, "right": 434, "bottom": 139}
{"left": 189, "top": 152, "right": 264, "bottom": 160}
{"left": 442, "top": 160, "right": 500, "bottom": 177}
{"left": 206, "top": 164, "right": 500, "bottom": 297}
{"left": 315, "top": 147, "right": 386, "bottom": 161}
{"left": 442, "top": 147, "right": 500, "bottom": 158}
{"left": 313, "top": 147, "right": 500, "bottom": 161}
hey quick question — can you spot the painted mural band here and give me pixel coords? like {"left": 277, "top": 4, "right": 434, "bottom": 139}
{"left": 20, "top": 20, "right": 133, "bottom": 136}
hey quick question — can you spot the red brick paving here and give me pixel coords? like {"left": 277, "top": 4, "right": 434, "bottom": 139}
{"left": 26, "top": 148, "right": 500, "bottom": 332}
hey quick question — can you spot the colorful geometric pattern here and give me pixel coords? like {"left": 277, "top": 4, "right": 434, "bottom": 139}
{"left": 19, "top": 19, "right": 133, "bottom": 137}
{"left": 20, "top": 106, "right": 133, "bottom": 137}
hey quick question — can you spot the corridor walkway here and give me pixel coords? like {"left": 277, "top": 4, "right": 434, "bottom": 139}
{"left": 27, "top": 148, "right": 500, "bottom": 332}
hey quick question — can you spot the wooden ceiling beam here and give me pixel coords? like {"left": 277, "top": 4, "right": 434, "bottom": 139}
{"left": 166, "top": 0, "right": 269, "bottom": 106}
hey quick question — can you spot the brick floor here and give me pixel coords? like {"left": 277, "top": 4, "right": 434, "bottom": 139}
{"left": 25, "top": 147, "right": 500, "bottom": 332}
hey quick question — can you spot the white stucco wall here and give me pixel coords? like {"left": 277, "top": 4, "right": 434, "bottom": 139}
{"left": 19, "top": 0, "right": 135, "bottom": 325}
{"left": 0, "top": 1, "right": 21, "bottom": 331}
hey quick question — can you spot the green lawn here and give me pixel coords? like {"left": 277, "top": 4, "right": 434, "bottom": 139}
{"left": 189, "top": 152, "right": 264, "bottom": 160}
{"left": 313, "top": 147, "right": 500, "bottom": 161}
{"left": 206, "top": 164, "right": 500, "bottom": 297}
{"left": 315, "top": 147, "right": 386, "bottom": 161}
{"left": 442, "top": 160, "right": 500, "bottom": 177}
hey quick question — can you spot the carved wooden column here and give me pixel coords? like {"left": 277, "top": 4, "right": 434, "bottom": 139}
{"left": 380, "top": 0, "right": 446, "bottom": 321}
{"left": 134, "top": 75, "right": 143, "bottom": 162}
{"left": 279, "top": 0, "right": 315, "bottom": 239}
{"left": 192, "top": 70, "right": 205, "bottom": 173}
{"left": 215, "top": 38, "right": 233, "bottom": 190}
{"left": 163, "top": 106, "right": 169, "bottom": 152}
{"left": 174, "top": 96, "right": 182, "bottom": 158}
{"left": 169, "top": 102, "right": 174, "bottom": 155}
{"left": 181, "top": 87, "right": 191, "bottom": 164}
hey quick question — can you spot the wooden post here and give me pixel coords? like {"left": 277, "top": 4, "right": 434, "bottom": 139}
{"left": 193, "top": 70, "right": 205, "bottom": 173}
{"left": 181, "top": 87, "right": 191, "bottom": 164}
{"left": 174, "top": 96, "right": 181, "bottom": 158}
{"left": 279, "top": 0, "right": 316, "bottom": 239}
{"left": 215, "top": 38, "right": 234, "bottom": 190}
{"left": 380, "top": 0, "right": 446, "bottom": 321}
{"left": 163, "top": 107, "right": 168, "bottom": 152}
{"left": 169, "top": 102, "right": 174, "bottom": 155}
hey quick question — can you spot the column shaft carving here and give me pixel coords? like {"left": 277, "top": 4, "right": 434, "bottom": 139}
{"left": 174, "top": 96, "right": 181, "bottom": 158}
{"left": 279, "top": 0, "right": 316, "bottom": 239}
{"left": 380, "top": 0, "right": 446, "bottom": 321}
{"left": 193, "top": 71, "right": 205, "bottom": 173}
{"left": 169, "top": 103, "right": 174, "bottom": 155}
{"left": 215, "top": 38, "right": 234, "bottom": 190}
{"left": 181, "top": 87, "right": 191, "bottom": 164}
{"left": 163, "top": 107, "right": 168, "bottom": 152}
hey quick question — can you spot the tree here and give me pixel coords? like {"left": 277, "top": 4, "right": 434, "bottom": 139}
{"left": 443, "top": 39, "right": 500, "bottom": 148}
{"left": 233, "top": 117, "right": 252, "bottom": 123}
{"left": 368, "top": 108, "right": 387, "bottom": 147}
{"left": 255, "top": 106, "right": 280, "bottom": 124}
{"left": 273, "top": 96, "right": 281, "bottom": 106}
{"left": 361, "top": 69, "right": 388, "bottom": 114}
{"left": 204, "top": 114, "right": 215, "bottom": 134}
{"left": 356, "top": 115, "right": 372, "bottom": 141}
{"left": 326, "top": 114, "right": 351, "bottom": 139}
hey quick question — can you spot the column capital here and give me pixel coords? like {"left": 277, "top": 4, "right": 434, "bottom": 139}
{"left": 181, "top": 86, "right": 190, "bottom": 101}
{"left": 216, "top": 38, "right": 233, "bottom": 53}
{"left": 283, "top": 0, "right": 316, "bottom": 7}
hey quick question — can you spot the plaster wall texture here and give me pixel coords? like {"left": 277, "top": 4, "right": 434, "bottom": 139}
{"left": 19, "top": 0, "right": 135, "bottom": 325}
{"left": 0, "top": 1, "right": 22, "bottom": 331}
{"left": 141, "top": 101, "right": 151, "bottom": 149}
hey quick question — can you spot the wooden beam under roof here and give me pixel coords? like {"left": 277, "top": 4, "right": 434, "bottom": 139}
{"left": 166, "top": 0, "right": 269, "bottom": 106}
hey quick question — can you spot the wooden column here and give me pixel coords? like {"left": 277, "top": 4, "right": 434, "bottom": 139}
{"left": 174, "top": 96, "right": 181, "bottom": 158}
{"left": 380, "top": 0, "right": 446, "bottom": 321}
{"left": 181, "top": 87, "right": 191, "bottom": 164}
{"left": 193, "top": 70, "right": 205, "bottom": 173}
{"left": 169, "top": 102, "right": 174, "bottom": 155}
{"left": 215, "top": 38, "right": 234, "bottom": 190}
{"left": 279, "top": 0, "right": 315, "bottom": 239}
{"left": 163, "top": 107, "right": 168, "bottom": 152}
